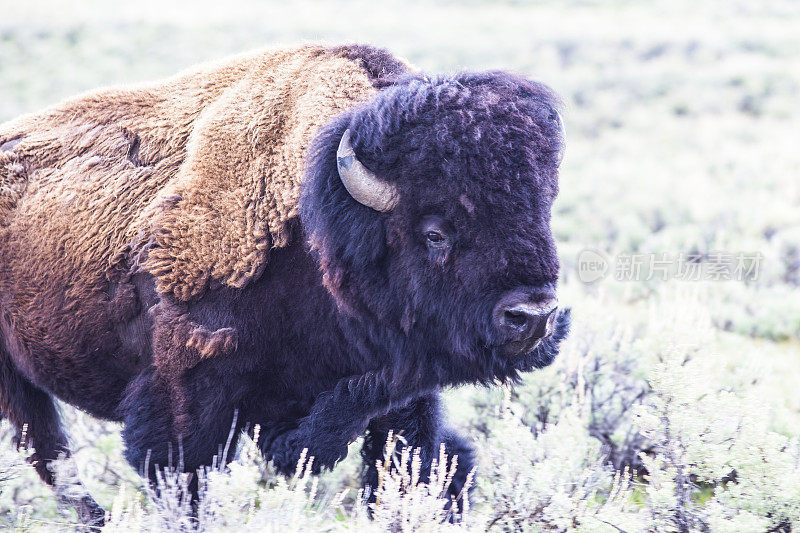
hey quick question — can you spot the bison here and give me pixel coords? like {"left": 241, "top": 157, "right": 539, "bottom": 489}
{"left": 0, "top": 44, "right": 570, "bottom": 524}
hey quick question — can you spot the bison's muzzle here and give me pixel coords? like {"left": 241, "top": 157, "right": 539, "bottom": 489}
{"left": 493, "top": 286, "right": 559, "bottom": 357}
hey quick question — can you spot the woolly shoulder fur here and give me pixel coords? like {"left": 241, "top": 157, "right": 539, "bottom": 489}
{"left": 0, "top": 44, "right": 408, "bottom": 304}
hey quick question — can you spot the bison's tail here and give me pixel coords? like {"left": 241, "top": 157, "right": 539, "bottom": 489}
{"left": 0, "top": 318, "right": 70, "bottom": 484}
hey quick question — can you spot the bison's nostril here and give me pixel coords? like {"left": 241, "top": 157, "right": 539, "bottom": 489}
{"left": 503, "top": 310, "right": 529, "bottom": 330}
{"left": 493, "top": 288, "right": 558, "bottom": 345}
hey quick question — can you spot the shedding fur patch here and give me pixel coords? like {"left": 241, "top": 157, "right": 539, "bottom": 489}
{"left": 0, "top": 45, "right": 395, "bottom": 307}
{"left": 186, "top": 326, "right": 238, "bottom": 359}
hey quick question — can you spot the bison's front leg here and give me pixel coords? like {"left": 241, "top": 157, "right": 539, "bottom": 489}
{"left": 360, "top": 392, "right": 475, "bottom": 511}
{"left": 268, "top": 366, "right": 430, "bottom": 475}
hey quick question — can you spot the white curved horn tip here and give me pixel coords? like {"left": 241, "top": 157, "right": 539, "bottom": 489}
{"left": 336, "top": 129, "right": 399, "bottom": 212}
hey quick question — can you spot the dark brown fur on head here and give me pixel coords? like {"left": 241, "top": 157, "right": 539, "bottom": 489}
{"left": 300, "top": 70, "right": 570, "bottom": 383}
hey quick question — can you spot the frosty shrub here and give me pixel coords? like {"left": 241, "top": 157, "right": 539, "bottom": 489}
{"left": 514, "top": 319, "right": 651, "bottom": 473}
{"left": 368, "top": 432, "right": 475, "bottom": 532}
{"left": 477, "top": 395, "right": 643, "bottom": 532}
{"left": 104, "top": 425, "right": 349, "bottom": 532}
{"left": 102, "top": 425, "right": 469, "bottom": 533}
{"left": 634, "top": 336, "right": 800, "bottom": 532}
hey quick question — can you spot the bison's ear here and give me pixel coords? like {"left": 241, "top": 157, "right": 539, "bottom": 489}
{"left": 336, "top": 129, "right": 399, "bottom": 212}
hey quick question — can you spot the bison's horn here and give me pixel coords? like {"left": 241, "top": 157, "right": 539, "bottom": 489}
{"left": 337, "top": 129, "right": 399, "bottom": 212}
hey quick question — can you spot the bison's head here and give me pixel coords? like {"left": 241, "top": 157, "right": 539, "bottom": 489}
{"left": 300, "top": 71, "right": 571, "bottom": 384}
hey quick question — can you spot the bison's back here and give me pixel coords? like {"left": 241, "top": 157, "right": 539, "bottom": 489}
{"left": 0, "top": 45, "right": 404, "bottom": 407}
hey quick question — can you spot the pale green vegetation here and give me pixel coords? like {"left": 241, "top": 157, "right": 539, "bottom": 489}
{"left": 1, "top": 0, "right": 799, "bottom": 531}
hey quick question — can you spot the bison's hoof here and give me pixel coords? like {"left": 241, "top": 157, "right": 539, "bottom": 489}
{"left": 61, "top": 493, "right": 105, "bottom": 530}
{"left": 78, "top": 499, "right": 106, "bottom": 529}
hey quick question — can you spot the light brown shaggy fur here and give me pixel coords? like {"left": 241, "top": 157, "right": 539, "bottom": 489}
{"left": 2, "top": 45, "right": 380, "bottom": 300}
{"left": 0, "top": 45, "right": 405, "bottom": 377}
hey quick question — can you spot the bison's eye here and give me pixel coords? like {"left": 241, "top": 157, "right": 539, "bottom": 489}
{"left": 426, "top": 231, "right": 444, "bottom": 244}
{"left": 420, "top": 215, "right": 452, "bottom": 259}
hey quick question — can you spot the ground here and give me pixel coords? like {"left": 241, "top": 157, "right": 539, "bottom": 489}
{"left": 0, "top": 1, "right": 798, "bottom": 531}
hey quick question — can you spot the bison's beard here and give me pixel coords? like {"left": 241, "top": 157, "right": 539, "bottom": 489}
{"left": 512, "top": 308, "right": 571, "bottom": 371}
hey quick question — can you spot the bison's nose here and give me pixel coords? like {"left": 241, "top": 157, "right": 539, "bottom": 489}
{"left": 493, "top": 290, "right": 558, "bottom": 344}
